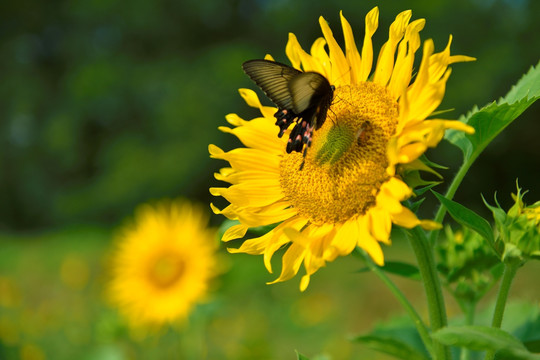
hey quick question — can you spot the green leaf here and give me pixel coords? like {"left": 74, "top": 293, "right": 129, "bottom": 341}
{"left": 432, "top": 191, "right": 495, "bottom": 246}
{"left": 295, "top": 350, "right": 310, "bottom": 360}
{"left": 467, "top": 301, "right": 540, "bottom": 357}
{"left": 504, "top": 63, "right": 540, "bottom": 104}
{"left": 432, "top": 326, "right": 534, "bottom": 355}
{"left": 354, "top": 335, "right": 429, "bottom": 360}
{"left": 445, "top": 254, "right": 500, "bottom": 284}
{"left": 482, "top": 194, "right": 508, "bottom": 228}
{"left": 446, "top": 61, "right": 540, "bottom": 163}
{"left": 354, "top": 316, "right": 431, "bottom": 359}
{"left": 381, "top": 261, "right": 421, "bottom": 280}
{"left": 512, "top": 307, "right": 540, "bottom": 353}
{"left": 414, "top": 183, "right": 441, "bottom": 197}
{"left": 524, "top": 339, "right": 540, "bottom": 353}
{"left": 498, "top": 347, "right": 540, "bottom": 360}
{"left": 409, "top": 197, "right": 427, "bottom": 212}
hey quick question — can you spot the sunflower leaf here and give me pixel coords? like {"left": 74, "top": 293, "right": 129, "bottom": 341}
{"left": 354, "top": 316, "right": 431, "bottom": 360}
{"left": 354, "top": 335, "right": 429, "bottom": 360}
{"left": 380, "top": 261, "right": 421, "bottom": 280}
{"left": 432, "top": 326, "right": 540, "bottom": 359}
{"left": 445, "top": 61, "right": 540, "bottom": 162}
{"left": 432, "top": 191, "right": 495, "bottom": 247}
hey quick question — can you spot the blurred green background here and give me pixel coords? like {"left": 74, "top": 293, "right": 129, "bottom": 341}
{"left": 1, "top": 0, "right": 539, "bottom": 359}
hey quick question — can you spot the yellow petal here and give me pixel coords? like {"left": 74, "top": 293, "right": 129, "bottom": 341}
{"left": 332, "top": 219, "right": 360, "bottom": 255}
{"left": 388, "top": 19, "right": 425, "bottom": 99}
{"left": 211, "top": 200, "right": 295, "bottom": 228}
{"left": 373, "top": 10, "right": 411, "bottom": 86}
{"left": 268, "top": 242, "right": 306, "bottom": 284}
{"left": 391, "top": 206, "right": 421, "bottom": 228}
{"left": 215, "top": 182, "right": 283, "bottom": 208}
{"left": 382, "top": 177, "right": 413, "bottom": 201}
{"left": 409, "top": 69, "right": 451, "bottom": 122}
{"left": 222, "top": 223, "right": 249, "bottom": 242}
{"left": 264, "top": 217, "right": 308, "bottom": 272}
{"left": 319, "top": 15, "right": 350, "bottom": 85}
{"left": 220, "top": 117, "right": 285, "bottom": 153}
{"left": 239, "top": 88, "right": 263, "bottom": 108}
{"left": 438, "top": 120, "right": 475, "bottom": 134}
{"left": 308, "top": 224, "right": 336, "bottom": 259}
{"left": 357, "top": 216, "right": 385, "bottom": 265}
{"left": 224, "top": 113, "right": 246, "bottom": 127}
{"left": 283, "top": 227, "right": 310, "bottom": 248}
{"left": 287, "top": 33, "right": 325, "bottom": 74}
{"left": 340, "top": 11, "right": 361, "bottom": 84}
{"left": 300, "top": 275, "right": 311, "bottom": 292}
{"left": 359, "top": 6, "right": 379, "bottom": 81}
{"left": 420, "top": 220, "right": 442, "bottom": 230}
{"left": 303, "top": 248, "right": 325, "bottom": 275}
{"left": 210, "top": 147, "right": 280, "bottom": 172}
{"left": 428, "top": 36, "right": 475, "bottom": 81}
{"left": 404, "top": 39, "right": 434, "bottom": 122}
{"left": 238, "top": 88, "right": 277, "bottom": 119}
{"left": 235, "top": 205, "right": 297, "bottom": 228}
{"left": 286, "top": 33, "right": 303, "bottom": 70}
{"left": 398, "top": 142, "right": 428, "bottom": 164}
{"left": 368, "top": 208, "right": 392, "bottom": 243}
{"left": 377, "top": 188, "right": 403, "bottom": 214}
{"left": 215, "top": 170, "right": 279, "bottom": 185}
{"left": 310, "top": 37, "right": 331, "bottom": 79}
{"left": 210, "top": 203, "right": 238, "bottom": 220}
{"left": 228, "top": 233, "right": 269, "bottom": 255}
{"left": 391, "top": 206, "right": 442, "bottom": 230}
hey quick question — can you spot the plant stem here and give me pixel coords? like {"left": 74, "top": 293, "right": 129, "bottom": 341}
{"left": 409, "top": 227, "right": 450, "bottom": 360}
{"left": 357, "top": 248, "right": 435, "bottom": 359}
{"left": 458, "top": 300, "right": 476, "bottom": 360}
{"left": 485, "top": 261, "right": 519, "bottom": 360}
{"left": 491, "top": 262, "right": 518, "bottom": 329}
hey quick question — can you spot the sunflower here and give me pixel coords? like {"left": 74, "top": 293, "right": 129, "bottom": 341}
{"left": 210, "top": 7, "right": 475, "bottom": 291}
{"left": 108, "top": 199, "right": 218, "bottom": 326}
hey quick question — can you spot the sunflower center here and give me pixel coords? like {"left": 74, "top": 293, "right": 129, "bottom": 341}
{"left": 148, "top": 252, "right": 186, "bottom": 288}
{"left": 279, "top": 82, "right": 398, "bottom": 224}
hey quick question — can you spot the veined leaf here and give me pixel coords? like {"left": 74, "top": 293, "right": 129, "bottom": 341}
{"left": 432, "top": 191, "right": 495, "bottom": 246}
{"left": 445, "top": 61, "right": 540, "bottom": 162}
{"left": 432, "top": 326, "right": 529, "bottom": 354}
{"left": 295, "top": 350, "right": 310, "bottom": 360}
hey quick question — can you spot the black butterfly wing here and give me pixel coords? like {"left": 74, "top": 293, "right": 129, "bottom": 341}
{"left": 288, "top": 72, "right": 333, "bottom": 114}
{"left": 242, "top": 59, "right": 301, "bottom": 110}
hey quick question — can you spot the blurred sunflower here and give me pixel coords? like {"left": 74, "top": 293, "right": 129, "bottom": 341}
{"left": 108, "top": 199, "right": 218, "bottom": 327}
{"left": 210, "top": 7, "right": 475, "bottom": 290}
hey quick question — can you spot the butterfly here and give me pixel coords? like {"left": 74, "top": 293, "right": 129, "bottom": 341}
{"left": 242, "top": 59, "right": 334, "bottom": 159}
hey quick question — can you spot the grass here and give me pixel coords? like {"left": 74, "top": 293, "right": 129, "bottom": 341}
{"left": 0, "top": 227, "right": 538, "bottom": 359}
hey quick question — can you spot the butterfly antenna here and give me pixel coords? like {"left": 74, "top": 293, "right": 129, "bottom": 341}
{"left": 328, "top": 107, "right": 338, "bottom": 125}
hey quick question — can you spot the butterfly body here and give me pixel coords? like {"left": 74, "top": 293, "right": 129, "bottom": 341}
{"left": 242, "top": 59, "right": 334, "bottom": 156}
